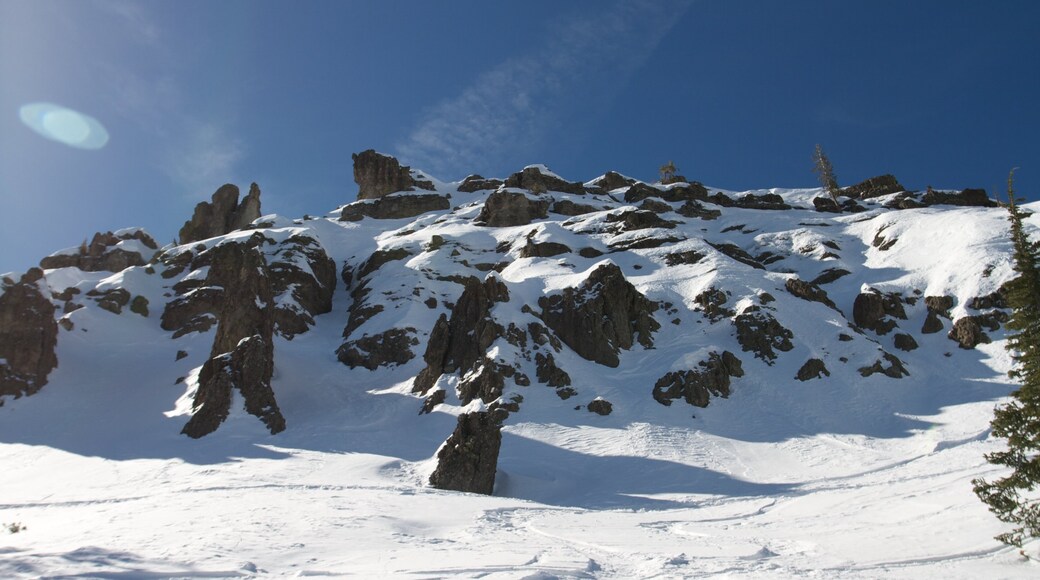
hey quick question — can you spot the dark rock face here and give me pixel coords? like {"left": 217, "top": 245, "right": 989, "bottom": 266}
{"left": 413, "top": 277, "right": 510, "bottom": 399}
{"left": 624, "top": 182, "right": 708, "bottom": 204}
{"left": 181, "top": 240, "right": 285, "bottom": 438}
{"left": 948, "top": 317, "right": 990, "bottom": 349}
{"left": 665, "top": 250, "right": 706, "bottom": 266}
{"left": 652, "top": 351, "right": 743, "bottom": 407}
{"left": 338, "top": 327, "right": 419, "bottom": 370}
{"left": 477, "top": 191, "right": 550, "bottom": 227}
{"left": 922, "top": 295, "right": 954, "bottom": 334}
{"left": 853, "top": 291, "right": 905, "bottom": 334}
{"left": 706, "top": 242, "right": 764, "bottom": 270}
{"left": 921, "top": 188, "right": 997, "bottom": 208}
{"left": 504, "top": 166, "right": 585, "bottom": 195}
{"left": 811, "top": 268, "right": 851, "bottom": 285}
{"left": 40, "top": 230, "right": 158, "bottom": 272}
{"left": 894, "top": 333, "right": 919, "bottom": 351}
{"left": 587, "top": 399, "right": 613, "bottom": 415}
{"left": 88, "top": 288, "right": 131, "bottom": 314}
{"left": 859, "top": 352, "right": 909, "bottom": 378}
{"left": 813, "top": 197, "right": 842, "bottom": 213}
{"left": 694, "top": 287, "right": 734, "bottom": 322}
{"left": 538, "top": 263, "right": 659, "bottom": 368}
{"left": 968, "top": 289, "right": 1008, "bottom": 310}
{"left": 162, "top": 233, "right": 335, "bottom": 340}
{"left": 534, "top": 352, "right": 571, "bottom": 387}
{"left": 676, "top": 200, "right": 722, "bottom": 220}
{"left": 796, "top": 358, "right": 830, "bottom": 381}
{"left": 592, "top": 171, "right": 635, "bottom": 193}
{"left": 429, "top": 411, "right": 502, "bottom": 495}
{"left": 457, "top": 175, "right": 504, "bottom": 193}
{"left": 340, "top": 194, "right": 450, "bottom": 221}
{"left": 551, "top": 200, "right": 601, "bottom": 216}
{"left": 352, "top": 150, "right": 433, "bottom": 200}
{"left": 518, "top": 240, "right": 571, "bottom": 258}
{"left": 178, "top": 183, "right": 262, "bottom": 244}
{"left": 785, "top": 278, "right": 836, "bottom": 309}
{"left": 0, "top": 270, "right": 59, "bottom": 402}
{"left": 733, "top": 311, "right": 794, "bottom": 364}
{"left": 843, "top": 174, "right": 905, "bottom": 199}
{"left": 605, "top": 210, "right": 677, "bottom": 232}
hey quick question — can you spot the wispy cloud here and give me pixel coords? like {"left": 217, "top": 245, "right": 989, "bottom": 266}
{"left": 396, "top": 0, "right": 693, "bottom": 178}
{"left": 165, "top": 122, "right": 246, "bottom": 195}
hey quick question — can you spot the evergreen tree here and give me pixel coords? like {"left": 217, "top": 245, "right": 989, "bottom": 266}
{"left": 812, "top": 144, "right": 840, "bottom": 204}
{"left": 973, "top": 169, "right": 1040, "bottom": 550}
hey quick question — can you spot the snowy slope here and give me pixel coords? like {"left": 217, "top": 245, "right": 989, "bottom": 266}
{"left": 1, "top": 167, "right": 1038, "bottom": 578}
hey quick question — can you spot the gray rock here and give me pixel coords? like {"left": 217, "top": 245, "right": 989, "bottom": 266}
{"left": 352, "top": 150, "right": 432, "bottom": 200}
{"left": 587, "top": 399, "right": 613, "bottom": 416}
{"left": 340, "top": 194, "right": 450, "bottom": 221}
{"left": 948, "top": 317, "right": 990, "bottom": 349}
{"left": 178, "top": 183, "right": 263, "bottom": 244}
{"left": 0, "top": 270, "right": 58, "bottom": 402}
{"left": 653, "top": 351, "right": 743, "bottom": 407}
{"left": 843, "top": 174, "right": 905, "bottom": 199}
{"left": 40, "top": 230, "right": 158, "bottom": 272}
{"left": 796, "top": 358, "right": 830, "bottom": 381}
{"left": 429, "top": 411, "right": 502, "bottom": 495}
{"left": 476, "top": 191, "right": 550, "bottom": 227}
{"left": 733, "top": 310, "right": 793, "bottom": 364}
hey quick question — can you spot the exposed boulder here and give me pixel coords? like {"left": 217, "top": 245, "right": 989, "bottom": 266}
{"left": 0, "top": 269, "right": 58, "bottom": 402}
{"left": 623, "top": 182, "right": 708, "bottom": 204}
{"left": 968, "top": 289, "right": 1008, "bottom": 310}
{"left": 518, "top": 240, "right": 571, "bottom": 258}
{"left": 181, "top": 240, "right": 285, "bottom": 438}
{"left": 605, "top": 209, "right": 677, "bottom": 232}
{"left": 587, "top": 398, "right": 613, "bottom": 416}
{"left": 538, "top": 263, "right": 659, "bottom": 368}
{"left": 40, "top": 230, "right": 158, "bottom": 272}
{"left": 733, "top": 310, "right": 794, "bottom": 364}
{"left": 813, "top": 197, "right": 841, "bottom": 213}
{"left": 457, "top": 175, "right": 504, "bottom": 193}
{"left": 922, "top": 295, "right": 954, "bottom": 334}
{"left": 708, "top": 242, "right": 765, "bottom": 270}
{"left": 178, "top": 183, "right": 262, "bottom": 244}
{"left": 859, "top": 352, "right": 909, "bottom": 378}
{"left": 843, "top": 174, "right": 905, "bottom": 199}
{"left": 591, "top": 171, "right": 635, "bottom": 193}
{"left": 413, "top": 277, "right": 510, "bottom": 398}
{"left": 340, "top": 194, "right": 450, "bottom": 221}
{"left": 337, "top": 327, "right": 419, "bottom": 370}
{"left": 693, "top": 287, "right": 734, "bottom": 322}
{"left": 921, "top": 188, "right": 997, "bottom": 208}
{"left": 785, "top": 278, "right": 836, "bottom": 309}
{"left": 948, "top": 317, "right": 990, "bottom": 349}
{"left": 894, "top": 333, "right": 919, "bottom": 351}
{"left": 652, "top": 351, "right": 743, "bottom": 407}
{"left": 664, "top": 250, "right": 706, "bottom": 266}
{"left": 796, "top": 358, "right": 830, "bottom": 381}
{"left": 88, "top": 287, "right": 131, "bottom": 314}
{"left": 676, "top": 200, "right": 721, "bottom": 220}
{"left": 476, "top": 191, "right": 550, "bottom": 227}
{"left": 429, "top": 411, "right": 502, "bottom": 495}
{"left": 811, "top": 268, "right": 851, "bottom": 285}
{"left": 534, "top": 352, "right": 571, "bottom": 387}
{"left": 503, "top": 166, "right": 585, "bottom": 195}
{"left": 853, "top": 291, "right": 906, "bottom": 335}
{"left": 352, "top": 150, "right": 433, "bottom": 200}
{"left": 551, "top": 200, "right": 601, "bottom": 216}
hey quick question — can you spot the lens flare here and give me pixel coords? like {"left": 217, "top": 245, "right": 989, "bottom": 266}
{"left": 19, "top": 102, "right": 109, "bottom": 150}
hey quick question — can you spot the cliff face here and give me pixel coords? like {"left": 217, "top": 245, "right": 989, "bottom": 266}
{"left": 0, "top": 151, "right": 1019, "bottom": 497}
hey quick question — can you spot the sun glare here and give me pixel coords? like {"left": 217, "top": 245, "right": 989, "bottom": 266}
{"left": 18, "top": 102, "right": 109, "bottom": 150}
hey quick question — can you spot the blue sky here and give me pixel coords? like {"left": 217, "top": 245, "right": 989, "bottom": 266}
{"left": 1, "top": 0, "right": 1038, "bottom": 273}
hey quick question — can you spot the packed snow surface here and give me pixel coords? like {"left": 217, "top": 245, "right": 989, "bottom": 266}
{"left": 2, "top": 177, "right": 1039, "bottom": 578}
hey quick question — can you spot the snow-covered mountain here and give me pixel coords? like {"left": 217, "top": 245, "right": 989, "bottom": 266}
{"left": 1, "top": 150, "right": 1036, "bottom": 578}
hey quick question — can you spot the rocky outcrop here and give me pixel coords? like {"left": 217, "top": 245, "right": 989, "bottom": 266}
{"left": 859, "top": 352, "right": 909, "bottom": 378}
{"left": 623, "top": 182, "right": 708, "bottom": 204}
{"left": 0, "top": 269, "right": 58, "bottom": 402}
{"left": 591, "top": 171, "right": 635, "bottom": 193}
{"left": 339, "top": 194, "right": 450, "bottom": 221}
{"left": 179, "top": 183, "right": 262, "bottom": 244}
{"left": 734, "top": 310, "right": 793, "bottom": 364}
{"left": 413, "top": 277, "right": 510, "bottom": 400}
{"left": 538, "top": 263, "right": 659, "bottom": 368}
{"left": 894, "top": 333, "right": 919, "bottom": 351}
{"left": 922, "top": 295, "right": 954, "bottom": 334}
{"left": 921, "top": 188, "right": 997, "bottom": 208}
{"left": 853, "top": 291, "right": 906, "bottom": 335}
{"left": 181, "top": 240, "right": 285, "bottom": 438}
{"left": 457, "top": 175, "right": 504, "bottom": 193}
{"left": 708, "top": 242, "right": 765, "bottom": 270}
{"left": 948, "top": 317, "right": 990, "bottom": 349}
{"left": 785, "top": 278, "right": 836, "bottom": 309}
{"left": 551, "top": 200, "right": 601, "bottom": 216}
{"left": 605, "top": 209, "right": 677, "bottom": 232}
{"left": 476, "top": 191, "right": 550, "bottom": 227}
{"left": 429, "top": 411, "right": 502, "bottom": 495}
{"left": 587, "top": 398, "right": 613, "bottom": 415}
{"left": 40, "top": 230, "right": 158, "bottom": 272}
{"left": 534, "top": 352, "right": 570, "bottom": 387}
{"left": 843, "top": 174, "right": 905, "bottom": 199}
{"left": 653, "top": 351, "right": 743, "bottom": 407}
{"left": 337, "top": 327, "right": 419, "bottom": 370}
{"left": 162, "top": 233, "right": 335, "bottom": 340}
{"left": 504, "top": 166, "right": 585, "bottom": 195}
{"left": 518, "top": 240, "right": 571, "bottom": 258}
{"left": 352, "top": 150, "right": 433, "bottom": 200}
{"left": 676, "top": 200, "right": 722, "bottom": 220}
{"left": 796, "top": 358, "right": 830, "bottom": 381}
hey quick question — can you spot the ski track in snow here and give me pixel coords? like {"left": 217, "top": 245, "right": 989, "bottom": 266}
{"left": 2, "top": 181, "right": 1039, "bottom": 578}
